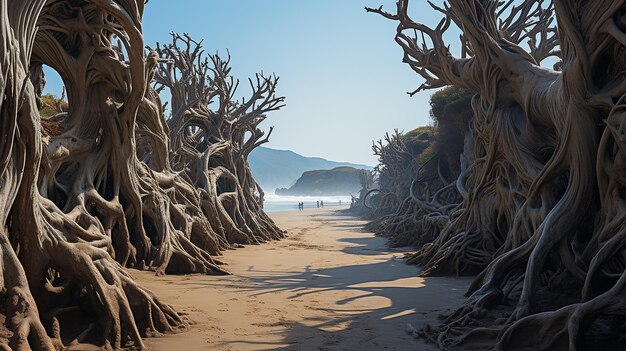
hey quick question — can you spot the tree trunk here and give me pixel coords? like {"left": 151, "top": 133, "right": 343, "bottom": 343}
{"left": 1, "top": 0, "right": 284, "bottom": 349}
{"left": 370, "top": 0, "right": 626, "bottom": 348}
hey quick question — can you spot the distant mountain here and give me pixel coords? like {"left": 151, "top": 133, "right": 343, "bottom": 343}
{"left": 275, "top": 167, "right": 362, "bottom": 196}
{"left": 248, "top": 147, "right": 373, "bottom": 193}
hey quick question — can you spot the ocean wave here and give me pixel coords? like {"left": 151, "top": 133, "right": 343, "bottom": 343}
{"left": 264, "top": 194, "right": 352, "bottom": 202}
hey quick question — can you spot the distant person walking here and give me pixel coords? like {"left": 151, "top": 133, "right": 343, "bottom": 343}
{"left": 317, "top": 201, "right": 320, "bottom": 208}
{"left": 320, "top": 200, "right": 324, "bottom": 208}
{"left": 339, "top": 200, "right": 342, "bottom": 206}
{"left": 298, "top": 202, "right": 303, "bottom": 211}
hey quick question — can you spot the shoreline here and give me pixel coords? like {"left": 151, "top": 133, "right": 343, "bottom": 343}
{"left": 137, "top": 209, "right": 472, "bottom": 350}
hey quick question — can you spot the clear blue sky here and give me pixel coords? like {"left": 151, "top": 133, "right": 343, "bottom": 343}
{"left": 44, "top": 1, "right": 448, "bottom": 166}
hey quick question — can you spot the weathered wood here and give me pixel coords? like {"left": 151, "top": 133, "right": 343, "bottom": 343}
{"left": 370, "top": 0, "right": 626, "bottom": 349}
{"left": 0, "top": 1, "right": 283, "bottom": 349}
{"left": 151, "top": 33, "right": 286, "bottom": 246}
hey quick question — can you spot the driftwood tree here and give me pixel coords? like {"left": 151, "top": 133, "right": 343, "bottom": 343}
{"left": 1, "top": 0, "right": 283, "bottom": 349}
{"left": 151, "top": 33, "right": 286, "bottom": 245}
{"left": 1, "top": 1, "right": 188, "bottom": 349}
{"left": 363, "top": 89, "right": 472, "bottom": 248}
{"left": 370, "top": 0, "right": 626, "bottom": 349}
{"left": 363, "top": 129, "right": 461, "bottom": 247}
{"left": 370, "top": 0, "right": 560, "bottom": 277}
{"left": 349, "top": 168, "right": 376, "bottom": 213}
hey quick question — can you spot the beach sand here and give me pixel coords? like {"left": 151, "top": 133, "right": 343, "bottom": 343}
{"left": 137, "top": 208, "right": 472, "bottom": 350}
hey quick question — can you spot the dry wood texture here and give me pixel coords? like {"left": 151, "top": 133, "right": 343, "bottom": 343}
{"left": 0, "top": 1, "right": 283, "bottom": 349}
{"left": 368, "top": 0, "right": 626, "bottom": 349}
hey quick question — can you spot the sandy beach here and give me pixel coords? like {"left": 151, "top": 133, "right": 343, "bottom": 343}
{"left": 137, "top": 209, "right": 472, "bottom": 350}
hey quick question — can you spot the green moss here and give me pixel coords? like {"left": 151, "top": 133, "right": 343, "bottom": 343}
{"left": 401, "top": 126, "right": 436, "bottom": 162}
{"left": 39, "top": 93, "right": 68, "bottom": 118}
{"left": 429, "top": 86, "right": 473, "bottom": 123}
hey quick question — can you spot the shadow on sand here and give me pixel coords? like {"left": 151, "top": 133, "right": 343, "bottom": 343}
{"left": 178, "top": 212, "right": 472, "bottom": 350}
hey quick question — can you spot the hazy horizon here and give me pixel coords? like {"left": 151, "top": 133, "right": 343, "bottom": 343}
{"left": 256, "top": 146, "right": 375, "bottom": 167}
{"left": 41, "top": 1, "right": 449, "bottom": 165}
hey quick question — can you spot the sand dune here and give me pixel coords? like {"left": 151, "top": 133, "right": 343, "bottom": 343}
{"left": 137, "top": 209, "right": 472, "bottom": 350}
